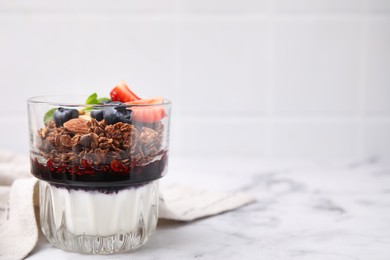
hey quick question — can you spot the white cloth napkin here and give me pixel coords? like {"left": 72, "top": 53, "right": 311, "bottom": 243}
{"left": 0, "top": 150, "right": 255, "bottom": 259}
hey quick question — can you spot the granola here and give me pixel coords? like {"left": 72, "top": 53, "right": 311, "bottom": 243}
{"left": 37, "top": 118, "right": 164, "bottom": 169}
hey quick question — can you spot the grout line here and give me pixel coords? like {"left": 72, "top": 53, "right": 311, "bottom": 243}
{"left": 173, "top": 0, "right": 183, "bottom": 155}
{"left": 357, "top": 3, "right": 369, "bottom": 158}
{"left": 175, "top": 115, "right": 390, "bottom": 123}
{"left": 0, "top": 115, "right": 28, "bottom": 120}
{"left": 173, "top": 12, "right": 182, "bottom": 117}
{"left": 0, "top": 11, "right": 390, "bottom": 20}
{"left": 264, "top": 3, "right": 276, "bottom": 159}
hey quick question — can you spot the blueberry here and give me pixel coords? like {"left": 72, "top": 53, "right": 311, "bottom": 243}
{"left": 104, "top": 105, "right": 132, "bottom": 125}
{"left": 90, "top": 110, "right": 104, "bottom": 121}
{"left": 91, "top": 102, "right": 123, "bottom": 122}
{"left": 99, "top": 100, "right": 111, "bottom": 105}
{"left": 53, "top": 107, "right": 79, "bottom": 127}
{"left": 108, "top": 101, "right": 123, "bottom": 106}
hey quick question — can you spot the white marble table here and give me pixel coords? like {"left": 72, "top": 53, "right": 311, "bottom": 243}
{"left": 28, "top": 156, "right": 390, "bottom": 260}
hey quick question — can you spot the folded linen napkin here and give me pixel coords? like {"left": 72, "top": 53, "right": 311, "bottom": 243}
{"left": 0, "top": 150, "right": 255, "bottom": 259}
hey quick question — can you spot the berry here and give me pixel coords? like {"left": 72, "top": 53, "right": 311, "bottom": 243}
{"left": 53, "top": 107, "right": 79, "bottom": 127}
{"left": 91, "top": 102, "right": 121, "bottom": 121}
{"left": 103, "top": 103, "right": 132, "bottom": 125}
{"left": 99, "top": 99, "right": 111, "bottom": 105}
{"left": 126, "top": 96, "right": 166, "bottom": 123}
{"left": 108, "top": 101, "right": 123, "bottom": 106}
{"left": 110, "top": 160, "right": 124, "bottom": 172}
{"left": 90, "top": 110, "right": 104, "bottom": 121}
{"left": 110, "top": 81, "right": 141, "bottom": 102}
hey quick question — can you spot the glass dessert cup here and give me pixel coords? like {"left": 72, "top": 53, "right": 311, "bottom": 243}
{"left": 27, "top": 95, "right": 171, "bottom": 254}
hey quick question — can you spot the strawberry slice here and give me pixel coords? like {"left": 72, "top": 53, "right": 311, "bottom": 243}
{"left": 126, "top": 96, "right": 166, "bottom": 123}
{"left": 110, "top": 81, "right": 141, "bottom": 102}
{"left": 127, "top": 97, "right": 163, "bottom": 105}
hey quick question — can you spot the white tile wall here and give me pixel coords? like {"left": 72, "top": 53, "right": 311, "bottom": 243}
{"left": 0, "top": 0, "right": 389, "bottom": 160}
{"left": 178, "top": 118, "right": 266, "bottom": 156}
{"left": 71, "top": 16, "right": 177, "bottom": 98}
{"left": 0, "top": 116, "right": 29, "bottom": 154}
{"left": 367, "top": 0, "right": 390, "bottom": 13}
{"left": 366, "top": 18, "right": 390, "bottom": 115}
{"left": 365, "top": 121, "right": 390, "bottom": 157}
{"left": 180, "top": 0, "right": 270, "bottom": 13}
{"left": 273, "top": 19, "right": 360, "bottom": 116}
{"left": 272, "top": 120, "right": 360, "bottom": 159}
{"left": 0, "top": 15, "right": 79, "bottom": 116}
{"left": 72, "top": 0, "right": 176, "bottom": 13}
{"left": 0, "top": 0, "right": 176, "bottom": 12}
{"left": 179, "top": 20, "right": 268, "bottom": 117}
{"left": 274, "top": 0, "right": 364, "bottom": 13}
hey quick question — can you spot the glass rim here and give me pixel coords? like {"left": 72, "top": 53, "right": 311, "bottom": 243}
{"left": 27, "top": 95, "right": 171, "bottom": 108}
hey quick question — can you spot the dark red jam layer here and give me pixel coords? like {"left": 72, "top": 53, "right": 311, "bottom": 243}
{"left": 31, "top": 152, "right": 168, "bottom": 188}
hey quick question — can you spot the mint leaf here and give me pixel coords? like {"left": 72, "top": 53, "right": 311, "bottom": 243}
{"left": 84, "top": 93, "right": 111, "bottom": 111}
{"left": 97, "top": 97, "right": 111, "bottom": 103}
{"left": 85, "top": 93, "right": 98, "bottom": 104}
{"left": 43, "top": 108, "right": 57, "bottom": 124}
{"left": 85, "top": 93, "right": 111, "bottom": 105}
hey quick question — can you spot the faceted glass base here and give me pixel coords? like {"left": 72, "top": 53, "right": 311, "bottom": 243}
{"left": 39, "top": 180, "right": 159, "bottom": 254}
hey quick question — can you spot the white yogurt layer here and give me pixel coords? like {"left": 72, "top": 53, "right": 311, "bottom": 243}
{"left": 43, "top": 181, "right": 159, "bottom": 236}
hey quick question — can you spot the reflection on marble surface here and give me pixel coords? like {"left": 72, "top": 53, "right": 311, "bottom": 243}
{"left": 28, "top": 156, "right": 390, "bottom": 260}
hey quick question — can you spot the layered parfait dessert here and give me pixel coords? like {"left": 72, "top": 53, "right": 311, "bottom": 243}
{"left": 28, "top": 81, "right": 170, "bottom": 254}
